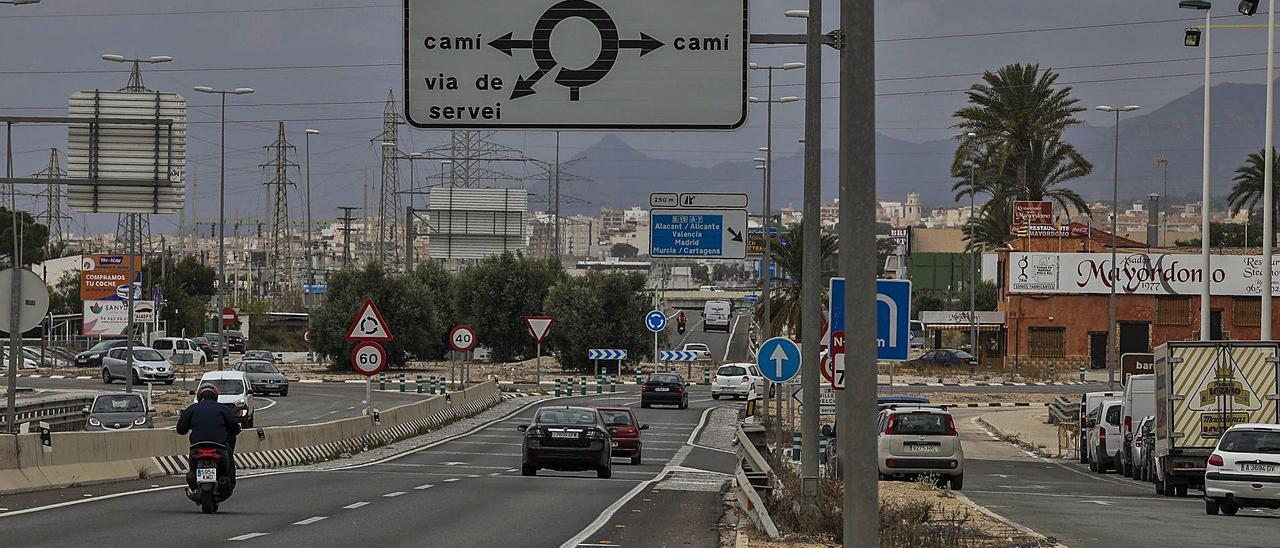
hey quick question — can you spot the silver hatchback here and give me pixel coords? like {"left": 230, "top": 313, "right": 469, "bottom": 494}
{"left": 84, "top": 393, "right": 154, "bottom": 431}
{"left": 876, "top": 405, "right": 964, "bottom": 489}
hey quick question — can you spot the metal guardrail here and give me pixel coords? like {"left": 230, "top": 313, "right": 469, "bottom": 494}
{"left": 0, "top": 394, "right": 95, "bottom": 432}
{"left": 1048, "top": 395, "right": 1079, "bottom": 425}
{"left": 735, "top": 424, "right": 779, "bottom": 539}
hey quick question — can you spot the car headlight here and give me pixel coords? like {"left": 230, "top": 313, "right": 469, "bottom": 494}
{"left": 134, "top": 416, "right": 147, "bottom": 426}
{"left": 88, "top": 417, "right": 101, "bottom": 426}
{"left": 237, "top": 408, "right": 248, "bottom": 417}
{"left": 89, "top": 354, "right": 100, "bottom": 359}
{"left": 141, "top": 366, "right": 154, "bottom": 371}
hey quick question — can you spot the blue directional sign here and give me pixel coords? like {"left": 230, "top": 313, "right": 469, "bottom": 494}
{"left": 658, "top": 350, "right": 700, "bottom": 362}
{"left": 758, "top": 337, "right": 802, "bottom": 382}
{"left": 650, "top": 209, "right": 748, "bottom": 259}
{"left": 828, "top": 278, "right": 912, "bottom": 361}
{"left": 588, "top": 349, "right": 628, "bottom": 360}
{"left": 645, "top": 309, "right": 668, "bottom": 333}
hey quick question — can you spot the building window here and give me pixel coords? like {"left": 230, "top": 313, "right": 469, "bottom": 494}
{"left": 1156, "top": 296, "right": 1192, "bottom": 326}
{"left": 1028, "top": 327, "right": 1066, "bottom": 358}
{"left": 1234, "top": 297, "right": 1262, "bottom": 327}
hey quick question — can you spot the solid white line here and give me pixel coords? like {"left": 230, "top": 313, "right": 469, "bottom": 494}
{"left": 256, "top": 397, "right": 278, "bottom": 412}
{"left": 383, "top": 491, "right": 407, "bottom": 498}
{"left": 228, "top": 533, "right": 269, "bottom": 541}
{"left": 414, "top": 484, "right": 434, "bottom": 490}
{"left": 343, "top": 502, "right": 370, "bottom": 509}
{"left": 723, "top": 313, "right": 743, "bottom": 362}
{"left": 293, "top": 516, "right": 328, "bottom": 525}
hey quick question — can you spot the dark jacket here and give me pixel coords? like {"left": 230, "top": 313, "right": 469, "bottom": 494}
{"left": 177, "top": 398, "right": 242, "bottom": 445}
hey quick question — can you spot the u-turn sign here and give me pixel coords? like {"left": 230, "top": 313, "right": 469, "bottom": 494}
{"left": 828, "top": 278, "right": 912, "bottom": 362}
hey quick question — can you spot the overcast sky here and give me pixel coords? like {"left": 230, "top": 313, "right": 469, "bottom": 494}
{"left": 0, "top": 0, "right": 1269, "bottom": 234}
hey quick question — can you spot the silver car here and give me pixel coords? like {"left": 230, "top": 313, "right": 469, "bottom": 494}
{"left": 242, "top": 350, "right": 276, "bottom": 363}
{"left": 102, "top": 346, "right": 175, "bottom": 385}
{"left": 234, "top": 360, "right": 289, "bottom": 396}
{"left": 84, "top": 393, "right": 153, "bottom": 431}
{"left": 876, "top": 405, "right": 964, "bottom": 489}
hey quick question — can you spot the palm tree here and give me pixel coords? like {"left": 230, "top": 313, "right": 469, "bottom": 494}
{"left": 952, "top": 64, "right": 1086, "bottom": 200}
{"left": 1228, "top": 148, "right": 1280, "bottom": 223}
{"left": 965, "top": 199, "right": 1014, "bottom": 251}
{"left": 757, "top": 221, "right": 838, "bottom": 338}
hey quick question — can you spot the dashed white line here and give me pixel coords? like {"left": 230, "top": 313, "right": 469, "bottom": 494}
{"left": 443, "top": 478, "right": 460, "bottom": 483}
{"left": 506, "top": 468, "right": 518, "bottom": 472}
{"left": 467, "top": 474, "right": 481, "bottom": 478}
{"left": 293, "top": 516, "right": 327, "bottom": 525}
{"left": 228, "top": 533, "right": 269, "bottom": 541}
{"left": 414, "top": 483, "right": 435, "bottom": 490}
{"left": 343, "top": 501, "right": 370, "bottom": 509}
{"left": 383, "top": 491, "right": 407, "bottom": 498}
{"left": 488, "top": 472, "right": 502, "bottom": 477}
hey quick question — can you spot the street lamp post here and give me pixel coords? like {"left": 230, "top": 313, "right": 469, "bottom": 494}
{"left": 965, "top": 132, "right": 979, "bottom": 361}
{"left": 193, "top": 85, "right": 254, "bottom": 371}
{"left": 304, "top": 129, "right": 319, "bottom": 289}
{"left": 1181, "top": 0, "right": 1213, "bottom": 340}
{"left": 1239, "top": 0, "right": 1276, "bottom": 338}
{"left": 1097, "top": 105, "right": 1141, "bottom": 390}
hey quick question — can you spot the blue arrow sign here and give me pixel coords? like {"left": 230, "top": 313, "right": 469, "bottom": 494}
{"left": 757, "top": 337, "right": 802, "bottom": 382}
{"left": 649, "top": 209, "right": 748, "bottom": 259}
{"left": 645, "top": 310, "right": 667, "bottom": 333}
{"left": 828, "top": 278, "right": 912, "bottom": 362}
{"left": 588, "top": 349, "right": 628, "bottom": 360}
{"left": 658, "top": 350, "right": 699, "bottom": 362}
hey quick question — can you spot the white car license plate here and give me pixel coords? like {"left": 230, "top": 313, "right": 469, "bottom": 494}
{"left": 550, "top": 431, "right": 578, "bottom": 439}
{"left": 1240, "top": 463, "right": 1277, "bottom": 473}
{"left": 655, "top": 387, "right": 669, "bottom": 392}
{"left": 905, "top": 443, "right": 938, "bottom": 453}
{"left": 196, "top": 468, "right": 217, "bottom": 483}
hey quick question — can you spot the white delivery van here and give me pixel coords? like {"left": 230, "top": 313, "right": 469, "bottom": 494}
{"left": 1078, "top": 391, "right": 1121, "bottom": 464}
{"left": 703, "top": 300, "right": 732, "bottom": 333}
{"left": 1117, "top": 374, "right": 1156, "bottom": 478}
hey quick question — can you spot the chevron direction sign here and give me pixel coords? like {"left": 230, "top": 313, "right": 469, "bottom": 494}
{"left": 588, "top": 349, "right": 628, "bottom": 360}
{"left": 658, "top": 350, "right": 700, "bottom": 362}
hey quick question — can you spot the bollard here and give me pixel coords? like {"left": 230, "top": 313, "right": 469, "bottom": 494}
{"left": 555, "top": 378, "right": 562, "bottom": 397}
{"left": 399, "top": 373, "right": 406, "bottom": 392}
{"left": 580, "top": 376, "right": 587, "bottom": 396}
{"left": 610, "top": 374, "right": 617, "bottom": 393}
{"left": 792, "top": 430, "right": 802, "bottom": 461}
{"left": 379, "top": 372, "right": 386, "bottom": 391}
{"left": 596, "top": 375, "right": 603, "bottom": 394}
{"left": 819, "top": 434, "right": 829, "bottom": 465}
{"left": 1079, "top": 366, "right": 1086, "bottom": 382}
{"left": 428, "top": 376, "right": 436, "bottom": 395}
{"left": 636, "top": 373, "right": 643, "bottom": 385}
{"left": 703, "top": 367, "right": 710, "bottom": 386}
{"left": 416, "top": 374, "right": 423, "bottom": 394}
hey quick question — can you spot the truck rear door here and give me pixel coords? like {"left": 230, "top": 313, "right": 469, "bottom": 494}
{"left": 1169, "top": 343, "right": 1280, "bottom": 452}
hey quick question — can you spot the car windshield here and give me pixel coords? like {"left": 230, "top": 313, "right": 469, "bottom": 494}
{"left": 535, "top": 408, "right": 597, "bottom": 425}
{"left": 205, "top": 379, "right": 245, "bottom": 395}
{"left": 893, "top": 412, "right": 950, "bottom": 435}
{"left": 134, "top": 349, "right": 164, "bottom": 361}
{"left": 193, "top": 337, "right": 207, "bottom": 344}
{"left": 649, "top": 374, "right": 681, "bottom": 384}
{"left": 245, "top": 352, "right": 271, "bottom": 360}
{"left": 92, "top": 395, "right": 145, "bottom": 413}
{"left": 953, "top": 350, "right": 976, "bottom": 359}
{"left": 89, "top": 341, "right": 117, "bottom": 351}
{"left": 1219, "top": 430, "right": 1280, "bottom": 454}
{"left": 203, "top": 333, "right": 221, "bottom": 341}
{"left": 240, "top": 362, "right": 279, "bottom": 374}
{"left": 598, "top": 410, "right": 633, "bottom": 426}
{"left": 718, "top": 366, "right": 747, "bottom": 376}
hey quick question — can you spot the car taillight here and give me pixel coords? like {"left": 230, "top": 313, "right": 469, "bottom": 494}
{"left": 1099, "top": 427, "right": 1106, "bottom": 441}
{"left": 1209, "top": 453, "right": 1224, "bottom": 467}
{"left": 642, "top": 385, "right": 651, "bottom": 392}
{"left": 586, "top": 429, "right": 606, "bottom": 440}
{"left": 884, "top": 415, "right": 896, "bottom": 435}
{"left": 526, "top": 426, "right": 542, "bottom": 437}
{"left": 674, "top": 385, "right": 684, "bottom": 393}
{"left": 885, "top": 458, "right": 897, "bottom": 468}
{"left": 1124, "top": 416, "right": 1131, "bottom": 433}
{"left": 946, "top": 415, "right": 957, "bottom": 436}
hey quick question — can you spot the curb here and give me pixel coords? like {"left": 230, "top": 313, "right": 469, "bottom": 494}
{"left": 952, "top": 491, "right": 1066, "bottom": 548}
{"left": 882, "top": 380, "right": 1093, "bottom": 387}
{"left": 974, "top": 415, "right": 1051, "bottom": 459}
{"left": 938, "top": 402, "right": 1051, "bottom": 408}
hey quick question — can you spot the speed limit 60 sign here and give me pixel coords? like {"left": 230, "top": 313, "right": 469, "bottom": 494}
{"left": 450, "top": 324, "right": 477, "bottom": 353}
{"left": 352, "top": 341, "right": 388, "bottom": 377}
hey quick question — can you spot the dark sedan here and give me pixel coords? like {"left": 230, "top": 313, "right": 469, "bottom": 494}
{"left": 519, "top": 406, "right": 613, "bottom": 478}
{"left": 74, "top": 340, "right": 128, "bottom": 367}
{"left": 641, "top": 372, "right": 689, "bottom": 409}
{"left": 906, "top": 349, "right": 977, "bottom": 368}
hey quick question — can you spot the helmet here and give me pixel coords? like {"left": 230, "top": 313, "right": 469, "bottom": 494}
{"left": 196, "top": 383, "right": 220, "bottom": 401}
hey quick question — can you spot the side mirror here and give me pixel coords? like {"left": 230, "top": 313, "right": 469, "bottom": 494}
{"left": 821, "top": 424, "right": 833, "bottom": 437}
{"left": 639, "top": 424, "right": 649, "bottom": 431}
{"left": 516, "top": 424, "right": 528, "bottom": 432}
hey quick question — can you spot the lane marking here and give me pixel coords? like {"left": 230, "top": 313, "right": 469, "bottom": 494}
{"left": 383, "top": 491, "right": 407, "bottom": 498}
{"left": 723, "top": 312, "right": 743, "bottom": 361}
{"left": 488, "top": 472, "right": 502, "bottom": 477}
{"left": 229, "top": 533, "right": 269, "bottom": 541}
{"left": 969, "top": 416, "right": 1144, "bottom": 491}
{"left": 343, "top": 502, "right": 370, "bottom": 509}
{"left": 256, "top": 397, "right": 278, "bottom": 412}
{"left": 414, "top": 484, "right": 435, "bottom": 490}
{"left": 443, "top": 478, "right": 459, "bottom": 483}
{"left": 293, "top": 516, "right": 327, "bottom": 525}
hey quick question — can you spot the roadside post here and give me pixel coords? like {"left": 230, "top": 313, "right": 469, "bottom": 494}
{"left": 596, "top": 374, "right": 603, "bottom": 394}
{"left": 416, "top": 374, "right": 423, "bottom": 394}
{"left": 580, "top": 376, "right": 587, "bottom": 396}
{"left": 610, "top": 375, "right": 617, "bottom": 393}
{"left": 345, "top": 298, "right": 394, "bottom": 420}
{"left": 703, "top": 367, "right": 711, "bottom": 386}
{"left": 399, "top": 373, "right": 405, "bottom": 392}
{"left": 523, "top": 316, "right": 555, "bottom": 386}
{"left": 379, "top": 372, "right": 386, "bottom": 391}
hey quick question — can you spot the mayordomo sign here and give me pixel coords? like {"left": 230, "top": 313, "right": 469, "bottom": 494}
{"left": 1009, "top": 252, "right": 1279, "bottom": 296}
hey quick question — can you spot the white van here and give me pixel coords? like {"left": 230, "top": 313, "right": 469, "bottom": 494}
{"left": 1117, "top": 374, "right": 1155, "bottom": 477}
{"left": 1078, "top": 391, "right": 1121, "bottom": 464}
{"left": 1087, "top": 400, "right": 1124, "bottom": 473}
{"left": 703, "top": 300, "right": 732, "bottom": 333}
{"left": 151, "top": 337, "right": 206, "bottom": 366}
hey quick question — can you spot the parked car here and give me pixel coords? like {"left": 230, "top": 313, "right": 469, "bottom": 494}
{"left": 597, "top": 406, "right": 647, "bottom": 465}
{"left": 1205, "top": 423, "right": 1280, "bottom": 515}
{"left": 220, "top": 330, "right": 247, "bottom": 353}
{"left": 909, "top": 320, "right": 926, "bottom": 350}
{"left": 1133, "top": 415, "right": 1156, "bottom": 482}
{"left": 711, "top": 363, "right": 765, "bottom": 400}
{"left": 905, "top": 349, "right": 977, "bottom": 368}
{"left": 200, "top": 333, "right": 226, "bottom": 357}
{"left": 641, "top": 372, "right": 689, "bottom": 409}
{"left": 703, "top": 300, "right": 732, "bottom": 333}
{"left": 83, "top": 393, "right": 154, "bottom": 431}
{"left": 682, "top": 342, "right": 712, "bottom": 361}
{"left": 242, "top": 350, "right": 276, "bottom": 363}
{"left": 151, "top": 337, "right": 207, "bottom": 366}
{"left": 518, "top": 405, "right": 613, "bottom": 478}
{"left": 74, "top": 340, "right": 128, "bottom": 367}
{"left": 698, "top": 285, "right": 725, "bottom": 292}
{"left": 196, "top": 370, "right": 255, "bottom": 427}
{"left": 877, "top": 395, "right": 931, "bottom": 410}
{"left": 1086, "top": 400, "right": 1124, "bottom": 473}
{"left": 1078, "top": 391, "right": 1121, "bottom": 465}
{"left": 876, "top": 405, "right": 964, "bottom": 489}
{"left": 233, "top": 360, "right": 289, "bottom": 396}
{"left": 1118, "top": 374, "right": 1155, "bottom": 478}
{"left": 191, "top": 337, "right": 215, "bottom": 360}
{"left": 101, "top": 346, "right": 175, "bottom": 385}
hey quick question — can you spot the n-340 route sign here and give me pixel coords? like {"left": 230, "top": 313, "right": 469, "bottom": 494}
{"left": 650, "top": 209, "right": 747, "bottom": 259}
{"left": 404, "top": 0, "right": 747, "bottom": 129}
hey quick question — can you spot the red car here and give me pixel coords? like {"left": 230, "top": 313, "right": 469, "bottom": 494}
{"left": 597, "top": 407, "right": 649, "bottom": 465}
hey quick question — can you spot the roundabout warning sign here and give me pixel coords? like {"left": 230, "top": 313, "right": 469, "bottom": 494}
{"left": 405, "top": 0, "right": 747, "bottom": 129}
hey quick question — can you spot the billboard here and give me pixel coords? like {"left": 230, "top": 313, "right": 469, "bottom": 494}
{"left": 1009, "top": 252, "right": 1280, "bottom": 296}
{"left": 1010, "top": 201, "right": 1053, "bottom": 234}
{"left": 83, "top": 300, "right": 156, "bottom": 336}
{"left": 80, "top": 254, "right": 141, "bottom": 301}
{"left": 66, "top": 91, "right": 187, "bottom": 214}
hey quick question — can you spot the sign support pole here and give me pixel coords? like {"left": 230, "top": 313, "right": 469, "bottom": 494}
{"left": 5, "top": 122, "right": 18, "bottom": 433}
{"left": 365, "top": 376, "right": 372, "bottom": 418}
{"left": 798, "top": 0, "right": 823, "bottom": 506}
{"left": 536, "top": 342, "right": 542, "bottom": 386}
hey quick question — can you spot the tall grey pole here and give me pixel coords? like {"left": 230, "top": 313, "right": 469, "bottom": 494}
{"left": 756, "top": 161, "right": 770, "bottom": 428}
{"left": 840, "top": 0, "right": 879, "bottom": 543}
{"left": 6, "top": 122, "right": 18, "bottom": 432}
{"left": 764, "top": 69, "right": 780, "bottom": 449}
{"left": 970, "top": 164, "right": 978, "bottom": 359}
{"left": 1200, "top": 12, "right": 1212, "bottom": 341}
{"left": 1263, "top": 0, "right": 1276, "bottom": 339}
{"left": 217, "top": 92, "right": 227, "bottom": 371}
{"left": 124, "top": 216, "right": 136, "bottom": 394}
{"left": 1108, "top": 110, "right": 1119, "bottom": 390}
{"left": 305, "top": 131, "right": 315, "bottom": 287}
{"left": 798, "top": 0, "right": 822, "bottom": 507}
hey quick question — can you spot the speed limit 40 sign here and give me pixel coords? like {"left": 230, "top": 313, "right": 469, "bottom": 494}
{"left": 450, "top": 324, "right": 477, "bottom": 353}
{"left": 351, "top": 341, "right": 388, "bottom": 377}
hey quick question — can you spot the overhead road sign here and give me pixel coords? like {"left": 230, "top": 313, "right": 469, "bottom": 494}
{"left": 351, "top": 341, "right": 389, "bottom": 377}
{"left": 589, "top": 349, "right": 628, "bottom": 360}
{"left": 828, "top": 278, "right": 911, "bottom": 363}
{"left": 658, "top": 350, "right": 700, "bottom": 362}
{"left": 650, "top": 209, "right": 748, "bottom": 259}
{"left": 524, "top": 316, "right": 555, "bottom": 343}
{"left": 450, "top": 324, "right": 478, "bottom": 353}
{"left": 650, "top": 192, "right": 748, "bottom": 209}
{"left": 405, "top": 0, "right": 748, "bottom": 129}
{"left": 645, "top": 309, "right": 667, "bottom": 333}
{"left": 346, "top": 299, "right": 394, "bottom": 342}
{"left": 758, "top": 336, "right": 802, "bottom": 383}
{"left": 66, "top": 91, "right": 187, "bottom": 214}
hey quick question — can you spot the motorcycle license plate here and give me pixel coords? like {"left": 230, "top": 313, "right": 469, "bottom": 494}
{"left": 196, "top": 468, "right": 217, "bottom": 483}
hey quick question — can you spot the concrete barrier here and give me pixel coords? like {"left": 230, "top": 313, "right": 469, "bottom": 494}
{"left": 0, "top": 380, "right": 500, "bottom": 494}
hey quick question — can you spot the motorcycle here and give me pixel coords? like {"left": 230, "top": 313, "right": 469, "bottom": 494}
{"left": 186, "top": 441, "right": 233, "bottom": 513}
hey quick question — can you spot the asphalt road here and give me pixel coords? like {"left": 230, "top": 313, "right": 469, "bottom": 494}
{"left": 953, "top": 408, "right": 1280, "bottom": 547}
{"left": 0, "top": 392, "right": 738, "bottom": 548}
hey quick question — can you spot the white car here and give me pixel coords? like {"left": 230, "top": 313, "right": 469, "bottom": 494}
{"left": 682, "top": 342, "right": 711, "bottom": 361}
{"left": 197, "top": 370, "right": 256, "bottom": 428}
{"left": 151, "top": 337, "right": 207, "bottom": 366}
{"left": 711, "top": 363, "right": 765, "bottom": 400}
{"left": 876, "top": 405, "right": 964, "bottom": 489}
{"left": 1205, "top": 423, "right": 1280, "bottom": 515}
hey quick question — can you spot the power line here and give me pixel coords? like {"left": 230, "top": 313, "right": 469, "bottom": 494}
{"left": 1, "top": 3, "right": 400, "bottom": 18}
{"left": 0, "top": 62, "right": 398, "bottom": 76}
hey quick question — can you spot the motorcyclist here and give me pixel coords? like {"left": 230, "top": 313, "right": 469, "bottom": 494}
{"left": 177, "top": 383, "right": 242, "bottom": 492}
{"left": 677, "top": 311, "right": 687, "bottom": 334}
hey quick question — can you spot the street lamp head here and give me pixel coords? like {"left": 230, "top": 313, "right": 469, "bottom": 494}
{"left": 305, "top": 129, "right": 320, "bottom": 135}
{"left": 748, "top": 62, "right": 758, "bottom": 69}
{"left": 757, "top": 146, "right": 769, "bottom": 152}
{"left": 966, "top": 132, "right": 977, "bottom": 137}
{"left": 148, "top": 56, "right": 173, "bottom": 63}
{"left": 233, "top": 87, "right": 254, "bottom": 94}
{"left": 1239, "top": 0, "right": 1259, "bottom": 15}
{"left": 1179, "top": 0, "right": 1212, "bottom": 9}
{"left": 409, "top": 152, "right": 423, "bottom": 158}
{"left": 778, "top": 96, "right": 800, "bottom": 103}
{"left": 381, "top": 141, "right": 396, "bottom": 148}
{"left": 754, "top": 165, "right": 766, "bottom": 170}
{"left": 748, "top": 96, "right": 761, "bottom": 103}
{"left": 1122, "top": 105, "right": 1141, "bottom": 112}
{"left": 782, "top": 62, "right": 805, "bottom": 70}
{"left": 784, "top": 9, "right": 809, "bottom": 17}
{"left": 753, "top": 157, "right": 767, "bottom": 163}
{"left": 11, "top": 0, "right": 42, "bottom": 4}
{"left": 101, "top": 54, "right": 126, "bottom": 63}
{"left": 1184, "top": 27, "right": 1203, "bottom": 47}
{"left": 192, "top": 86, "right": 215, "bottom": 94}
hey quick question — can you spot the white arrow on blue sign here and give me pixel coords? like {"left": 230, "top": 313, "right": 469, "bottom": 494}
{"left": 645, "top": 309, "right": 668, "bottom": 333}
{"left": 828, "top": 278, "right": 912, "bottom": 362}
{"left": 757, "top": 337, "right": 802, "bottom": 382}
{"left": 658, "top": 351, "right": 699, "bottom": 362}
{"left": 588, "top": 349, "right": 628, "bottom": 360}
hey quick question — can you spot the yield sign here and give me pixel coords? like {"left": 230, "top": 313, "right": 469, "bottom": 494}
{"left": 346, "top": 298, "right": 394, "bottom": 342}
{"left": 524, "top": 316, "right": 555, "bottom": 343}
